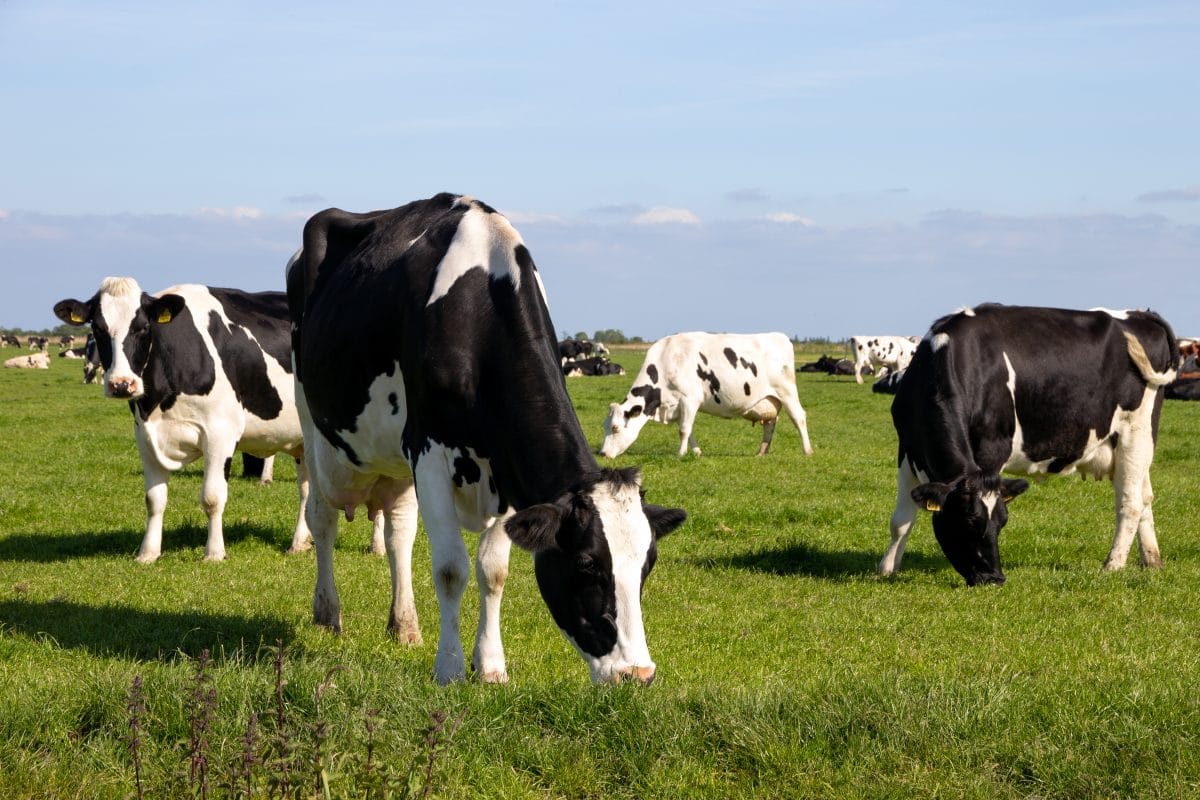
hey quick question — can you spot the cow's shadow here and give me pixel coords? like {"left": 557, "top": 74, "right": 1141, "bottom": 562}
{"left": 0, "top": 522, "right": 289, "bottom": 563}
{"left": 701, "top": 541, "right": 946, "bottom": 579}
{"left": 0, "top": 598, "right": 293, "bottom": 662}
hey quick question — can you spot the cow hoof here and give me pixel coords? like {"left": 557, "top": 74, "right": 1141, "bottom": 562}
{"left": 387, "top": 624, "right": 423, "bottom": 646}
{"left": 479, "top": 670, "right": 509, "bottom": 684}
{"left": 203, "top": 552, "right": 227, "bottom": 562}
{"left": 287, "top": 541, "right": 313, "bottom": 555}
{"left": 134, "top": 553, "right": 160, "bottom": 565}
{"left": 366, "top": 544, "right": 385, "bottom": 556}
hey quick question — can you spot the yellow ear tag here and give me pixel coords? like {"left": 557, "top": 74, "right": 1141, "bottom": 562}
{"left": 157, "top": 309, "right": 173, "bottom": 324}
{"left": 925, "top": 500, "right": 941, "bottom": 512}
{"left": 70, "top": 312, "right": 84, "bottom": 324}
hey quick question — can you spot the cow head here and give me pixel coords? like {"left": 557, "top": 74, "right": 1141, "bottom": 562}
{"left": 912, "top": 472, "right": 1029, "bottom": 586}
{"left": 505, "top": 467, "right": 686, "bottom": 684}
{"left": 54, "top": 277, "right": 186, "bottom": 399}
{"left": 600, "top": 389, "right": 659, "bottom": 458}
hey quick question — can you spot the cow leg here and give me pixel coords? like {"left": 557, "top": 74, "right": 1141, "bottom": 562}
{"left": 756, "top": 420, "right": 777, "bottom": 457}
{"left": 381, "top": 477, "right": 422, "bottom": 644}
{"left": 473, "top": 514, "right": 514, "bottom": 683}
{"left": 879, "top": 463, "right": 920, "bottom": 576}
{"left": 779, "top": 390, "right": 814, "bottom": 455}
{"left": 259, "top": 454, "right": 275, "bottom": 485}
{"left": 1135, "top": 474, "right": 1162, "bottom": 568}
{"left": 367, "top": 510, "right": 386, "bottom": 555}
{"left": 854, "top": 356, "right": 867, "bottom": 384}
{"left": 286, "top": 456, "right": 313, "bottom": 554}
{"left": 137, "top": 460, "right": 171, "bottom": 564}
{"left": 416, "top": 459, "right": 471, "bottom": 685}
{"left": 308, "top": 491, "right": 343, "bottom": 632}
{"left": 677, "top": 402, "right": 702, "bottom": 456}
{"left": 199, "top": 452, "right": 232, "bottom": 561}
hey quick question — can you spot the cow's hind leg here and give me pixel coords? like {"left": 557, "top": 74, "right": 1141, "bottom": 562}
{"left": 380, "top": 476, "right": 421, "bottom": 644}
{"left": 308, "top": 491, "right": 343, "bottom": 632}
{"left": 1135, "top": 473, "right": 1162, "bottom": 568}
{"left": 416, "top": 454, "right": 471, "bottom": 685}
{"left": 287, "top": 455, "right": 313, "bottom": 554}
{"left": 780, "top": 388, "right": 814, "bottom": 455}
{"left": 473, "top": 514, "right": 514, "bottom": 683}
{"left": 677, "top": 401, "right": 702, "bottom": 456}
{"left": 756, "top": 420, "right": 777, "bottom": 456}
{"left": 879, "top": 462, "right": 920, "bottom": 576}
{"left": 1104, "top": 429, "right": 1156, "bottom": 572}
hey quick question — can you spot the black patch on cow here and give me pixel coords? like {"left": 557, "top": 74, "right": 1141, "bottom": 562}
{"left": 127, "top": 299, "right": 216, "bottom": 419}
{"left": 208, "top": 288, "right": 293, "bottom": 374}
{"left": 452, "top": 450, "right": 482, "bottom": 487}
{"left": 698, "top": 352, "right": 708, "bottom": 365}
{"left": 388, "top": 392, "right": 399, "bottom": 414}
{"left": 744, "top": 382, "right": 751, "bottom": 396}
{"left": 723, "top": 347, "right": 738, "bottom": 367}
{"left": 740, "top": 357, "right": 758, "bottom": 377}
{"left": 646, "top": 364, "right": 658, "bottom": 384}
{"left": 629, "top": 384, "right": 661, "bottom": 418}
{"left": 207, "top": 310, "right": 284, "bottom": 420}
{"left": 696, "top": 363, "right": 721, "bottom": 399}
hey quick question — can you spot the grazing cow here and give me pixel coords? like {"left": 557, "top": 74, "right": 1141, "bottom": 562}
{"left": 82, "top": 333, "right": 103, "bottom": 384}
{"left": 879, "top": 304, "right": 1177, "bottom": 586}
{"left": 601, "top": 332, "right": 814, "bottom": 457}
{"left": 871, "top": 369, "right": 905, "bottom": 394}
{"left": 53, "top": 277, "right": 311, "bottom": 562}
{"left": 58, "top": 334, "right": 77, "bottom": 349}
{"left": 563, "top": 356, "right": 626, "bottom": 377}
{"left": 558, "top": 338, "right": 595, "bottom": 362}
{"left": 287, "top": 193, "right": 686, "bottom": 685}
{"left": 5, "top": 352, "right": 50, "bottom": 369}
{"left": 27, "top": 335, "right": 49, "bottom": 351}
{"left": 1, "top": 334, "right": 20, "bottom": 347}
{"left": 850, "top": 335, "right": 919, "bottom": 384}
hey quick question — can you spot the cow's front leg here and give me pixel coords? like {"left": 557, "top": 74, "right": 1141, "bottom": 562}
{"left": 137, "top": 459, "right": 171, "bottom": 564}
{"left": 677, "top": 402, "right": 702, "bottom": 456}
{"left": 199, "top": 451, "right": 232, "bottom": 561}
{"left": 308, "top": 491, "right": 342, "bottom": 631}
{"left": 381, "top": 477, "right": 421, "bottom": 644}
{"left": 416, "top": 459, "right": 471, "bottom": 684}
{"left": 879, "top": 463, "right": 920, "bottom": 576}
{"left": 473, "top": 515, "right": 513, "bottom": 683}
{"left": 756, "top": 419, "right": 777, "bottom": 456}
{"left": 1135, "top": 473, "right": 1162, "bottom": 568}
{"left": 287, "top": 455, "right": 313, "bottom": 554}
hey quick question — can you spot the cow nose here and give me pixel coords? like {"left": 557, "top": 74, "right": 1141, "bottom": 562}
{"left": 108, "top": 378, "right": 137, "bottom": 398}
{"left": 618, "top": 665, "right": 656, "bottom": 686}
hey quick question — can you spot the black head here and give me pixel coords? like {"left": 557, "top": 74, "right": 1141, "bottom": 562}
{"left": 913, "top": 472, "right": 1029, "bottom": 586}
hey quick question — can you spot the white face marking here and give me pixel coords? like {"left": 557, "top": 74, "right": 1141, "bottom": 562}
{"left": 981, "top": 490, "right": 1000, "bottom": 518}
{"left": 426, "top": 207, "right": 526, "bottom": 306}
{"left": 97, "top": 277, "right": 145, "bottom": 396}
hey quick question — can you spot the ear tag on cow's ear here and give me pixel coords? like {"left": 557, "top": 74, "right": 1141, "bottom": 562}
{"left": 70, "top": 312, "right": 84, "bottom": 324}
{"left": 925, "top": 500, "right": 941, "bottom": 512}
{"left": 157, "top": 309, "right": 173, "bottom": 324}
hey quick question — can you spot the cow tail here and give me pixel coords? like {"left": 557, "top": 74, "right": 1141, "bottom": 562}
{"left": 1123, "top": 330, "right": 1176, "bottom": 387}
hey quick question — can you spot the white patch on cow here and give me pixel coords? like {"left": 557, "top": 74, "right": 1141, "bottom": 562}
{"left": 980, "top": 490, "right": 1000, "bottom": 518}
{"left": 1091, "top": 307, "right": 1129, "bottom": 320}
{"left": 331, "top": 361, "right": 413, "bottom": 479}
{"left": 426, "top": 206, "right": 526, "bottom": 306}
{"left": 931, "top": 332, "right": 950, "bottom": 352}
{"left": 954, "top": 306, "right": 976, "bottom": 317}
{"left": 98, "top": 276, "right": 145, "bottom": 396}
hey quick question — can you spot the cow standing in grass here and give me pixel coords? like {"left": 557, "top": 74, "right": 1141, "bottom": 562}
{"left": 601, "top": 332, "right": 813, "bottom": 458}
{"left": 54, "top": 278, "right": 313, "bottom": 562}
{"left": 880, "top": 304, "right": 1177, "bottom": 586}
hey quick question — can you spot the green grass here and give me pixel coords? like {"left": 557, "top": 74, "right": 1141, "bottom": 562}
{"left": 2, "top": 349, "right": 1200, "bottom": 798}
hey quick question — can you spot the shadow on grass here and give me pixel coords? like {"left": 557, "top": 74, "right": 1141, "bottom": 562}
{"left": 0, "top": 521, "right": 290, "bottom": 563}
{"left": 0, "top": 598, "right": 294, "bottom": 662}
{"left": 698, "top": 540, "right": 947, "bottom": 578}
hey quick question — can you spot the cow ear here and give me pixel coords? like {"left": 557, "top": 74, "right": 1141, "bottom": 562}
{"left": 644, "top": 504, "right": 687, "bottom": 539}
{"left": 1000, "top": 478, "right": 1029, "bottom": 503}
{"left": 625, "top": 404, "right": 643, "bottom": 419}
{"left": 53, "top": 299, "right": 90, "bottom": 326}
{"left": 505, "top": 503, "right": 565, "bottom": 553}
{"left": 148, "top": 294, "right": 186, "bottom": 325}
{"left": 912, "top": 482, "right": 954, "bottom": 513}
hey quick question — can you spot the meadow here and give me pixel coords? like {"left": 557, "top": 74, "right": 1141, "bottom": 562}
{"left": 2, "top": 346, "right": 1200, "bottom": 798}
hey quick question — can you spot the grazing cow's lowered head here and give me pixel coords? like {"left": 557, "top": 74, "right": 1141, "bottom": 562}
{"left": 53, "top": 277, "right": 186, "bottom": 399}
{"left": 601, "top": 397, "right": 654, "bottom": 458}
{"left": 504, "top": 467, "right": 685, "bottom": 683}
{"left": 912, "top": 472, "right": 1029, "bottom": 586}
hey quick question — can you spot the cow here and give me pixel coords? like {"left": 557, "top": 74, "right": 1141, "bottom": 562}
{"left": 287, "top": 193, "right": 686, "bottom": 685}
{"left": 27, "top": 335, "right": 49, "bottom": 351}
{"left": 59, "top": 347, "right": 86, "bottom": 359}
{"left": 5, "top": 352, "right": 49, "bottom": 369}
{"left": 53, "top": 277, "right": 312, "bottom": 563}
{"left": 850, "top": 335, "right": 919, "bottom": 384}
{"left": 0, "top": 334, "right": 20, "bottom": 347}
{"left": 558, "top": 338, "right": 595, "bottom": 362}
{"left": 82, "top": 333, "right": 103, "bottom": 384}
{"left": 58, "top": 334, "right": 77, "bottom": 349}
{"left": 600, "top": 332, "right": 814, "bottom": 458}
{"left": 798, "top": 354, "right": 858, "bottom": 375}
{"left": 1166, "top": 378, "right": 1200, "bottom": 400}
{"left": 879, "top": 303, "right": 1177, "bottom": 587}
{"left": 563, "top": 356, "right": 626, "bottom": 377}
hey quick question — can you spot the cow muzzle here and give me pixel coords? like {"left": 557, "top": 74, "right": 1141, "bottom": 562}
{"left": 616, "top": 665, "right": 656, "bottom": 686}
{"left": 106, "top": 376, "right": 139, "bottom": 398}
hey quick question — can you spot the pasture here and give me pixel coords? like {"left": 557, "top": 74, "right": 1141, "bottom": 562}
{"left": 2, "top": 348, "right": 1200, "bottom": 798}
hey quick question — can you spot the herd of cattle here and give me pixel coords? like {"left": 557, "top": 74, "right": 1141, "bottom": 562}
{"left": 9, "top": 192, "right": 1194, "bottom": 684}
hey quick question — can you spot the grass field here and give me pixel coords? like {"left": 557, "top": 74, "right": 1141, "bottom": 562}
{"left": 2, "top": 347, "right": 1200, "bottom": 798}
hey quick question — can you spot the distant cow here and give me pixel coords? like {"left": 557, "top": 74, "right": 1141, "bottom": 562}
{"left": 82, "top": 333, "right": 103, "bottom": 384}
{"left": 1165, "top": 378, "right": 1200, "bottom": 400}
{"left": 288, "top": 193, "right": 686, "bottom": 684}
{"left": 558, "top": 338, "right": 594, "bottom": 362}
{"left": 871, "top": 369, "right": 905, "bottom": 394}
{"left": 27, "top": 336, "right": 49, "bottom": 351}
{"left": 563, "top": 356, "right": 625, "bottom": 377}
{"left": 58, "top": 335, "right": 76, "bottom": 349}
{"left": 850, "top": 335, "right": 918, "bottom": 384}
{"left": 798, "top": 354, "right": 858, "bottom": 375}
{"left": 59, "top": 347, "right": 86, "bottom": 359}
{"left": 601, "top": 332, "right": 814, "bottom": 457}
{"left": 0, "top": 334, "right": 20, "bottom": 347}
{"left": 880, "top": 304, "right": 1177, "bottom": 587}
{"left": 54, "top": 277, "right": 311, "bottom": 562}
{"left": 5, "top": 352, "right": 49, "bottom": 369}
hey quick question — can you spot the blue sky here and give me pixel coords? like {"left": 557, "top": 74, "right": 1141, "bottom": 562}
{"left": 2, "top": 1, "right": 1197, "bottom": 338}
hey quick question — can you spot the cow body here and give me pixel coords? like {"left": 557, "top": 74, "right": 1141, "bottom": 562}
{"left": 287, "top": 193, "right": 685, "bottom": 685}
{"left": 563, "top": 356, "right": 625, "bottom": 377}
{"left": 0, "top": 334, "right": 20, "bottom": 347}
{"left": 880, "top": 304, "right": 1177, "bottom": 586}
{"left": 54, "top": 278, "right": 311, "bottom": 562}
{"left": 850, "top": 335, "right": 918, "bottom": 384}
{"left": 601, "top": 332, "right": 813, "bottom": 457}
{"left": 5, "top": 352, "right": 49, "bottom": 369}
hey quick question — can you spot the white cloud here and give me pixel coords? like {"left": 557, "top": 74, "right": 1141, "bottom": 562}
{"left": 765, "top": 211, "right": 817, "bottom": 226}
{"left": 633, "top": 206, "right": 701, "bottom": 226}
{"left": 0, "top": 209, "right": 9, "bottom": 220}
{"left": 195, "top": 206, "right": 265, "bottom": 221}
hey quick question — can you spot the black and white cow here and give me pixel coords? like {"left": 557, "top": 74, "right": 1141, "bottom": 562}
{"left": 563, "top": 356, "right": 626, "bottom": 377}
{"left": 287, "top": 193, "right": 686, "bottom": 685}
{"left": 601, "top": 332, "right": 814, "bottom": 457}
{"left": 54, "top": 278, "right": 312, "bottom": 562}
{"left": 82, "top": 333, "right": 103, "bottom": 384}
{"left": 880, "top": 304, "right": 1178, "bottom": 586}
{"left": 798, "top": 354, "right": 858, "bottom": 375}
{"left": 0, "top": 334, "right": 21, "bottom": 347}
{"left": 558, "top": 338, "right": 595, "bottom": 362}
{"left": 27, "top": 335, "right": 49, "bottom": 351}
{"left": 850, "top": 335, "right": 919, "bottom": 384}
